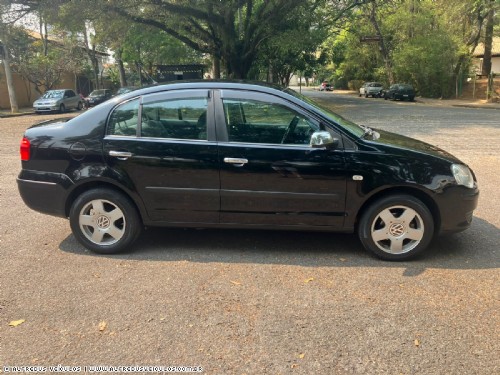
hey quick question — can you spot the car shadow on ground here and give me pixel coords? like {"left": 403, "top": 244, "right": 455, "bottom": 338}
{"left": 59, "top": 217, "right": 499, "bottom": 275}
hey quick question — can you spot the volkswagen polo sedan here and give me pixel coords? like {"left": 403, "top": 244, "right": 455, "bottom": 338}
{"left": 17, "top": 81, "right": 478, "bottom": 260}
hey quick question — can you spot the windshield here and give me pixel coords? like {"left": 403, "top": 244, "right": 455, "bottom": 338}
{"left": 284, "top": 88, "right": 364, "bottom": 137}
{"left": 90, "top": 90, "right": 107, "bottom": 96}
{"left": 41, "top": 90, "right": 64, "bottom": 99}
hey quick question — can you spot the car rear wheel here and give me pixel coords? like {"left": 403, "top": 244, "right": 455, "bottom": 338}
{"left": 358, "top": 195, "right": 434, "bottom": 261}
{"left": 69, "top": 188, "right": 142, "bottom": 254}
{"left": 77, "top": 102, "right": 83, "bottom": 110}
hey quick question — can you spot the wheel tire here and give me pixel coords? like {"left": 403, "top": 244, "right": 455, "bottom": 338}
{"left": 358, "top": 195, "right": 434, "bottom": 261}
{"left": 69, "top": 188, "right": 142, "bottom": 254}
{"left": 77, "top": 102, "right": 83, "bottom": 110}
{"left": 365, "top": 93, "right": 368, "bottom": 98}
{"left": 359, "top": 93, "right": 362, "bottom": 97}
{"left": 384, "top": 96, "right": 388, "bottom": 100}
{"left": 59, "top": 104, "right": 66, "bottom": 113}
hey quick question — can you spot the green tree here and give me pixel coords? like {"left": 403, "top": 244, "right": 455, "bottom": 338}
{"left": 0, "top": 1, "right": 19, "bottom": 111}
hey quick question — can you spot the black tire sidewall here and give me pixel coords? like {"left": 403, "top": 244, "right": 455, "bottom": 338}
{"left": 358, "top": 195, "right": 434, "bottom": 261}
{"left": 69, "top": 188, "right": 142, "bottom": 254}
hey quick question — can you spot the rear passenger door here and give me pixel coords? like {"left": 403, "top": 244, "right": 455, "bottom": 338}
{"left": 103, "top": 90, "right": 220, "bottom": 223}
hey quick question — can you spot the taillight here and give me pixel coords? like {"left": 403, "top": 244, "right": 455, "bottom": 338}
{"left": 20, "top": 137, "right": 31, "bottom": 161}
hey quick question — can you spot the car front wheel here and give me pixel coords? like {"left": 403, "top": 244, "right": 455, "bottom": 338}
{"left": 69, "top": 188, "right": 142, "bottom": 254}
{"left": 59, "top": 104, "right": 66, "bottom": 113}
{"left": 358, "top": 195, "right": 434, "bottom": 261}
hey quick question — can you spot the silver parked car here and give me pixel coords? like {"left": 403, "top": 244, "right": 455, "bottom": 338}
{"left": 33, "top": 89, "right": 84, "bottom": 114}
{"left": 359, "top": 82, "right": 384, "bottom": 98}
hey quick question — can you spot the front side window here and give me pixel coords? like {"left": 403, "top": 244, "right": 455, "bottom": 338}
{"left": 107, "top": 98, "right": 140, "bottom": 136}
{"left": 222, "top": 99, "right": 319, "bottom": 145}
{"left": 141, "top": 98, "right": 208, "bottom": 140}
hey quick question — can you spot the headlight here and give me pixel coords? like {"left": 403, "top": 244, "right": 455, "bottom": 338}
{"left": 451, "top": 164, "right": 474, "bottom": 188}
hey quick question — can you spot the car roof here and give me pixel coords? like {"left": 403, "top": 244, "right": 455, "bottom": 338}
{"left": 116, "top": 80, "right": 289, "bottom": 101}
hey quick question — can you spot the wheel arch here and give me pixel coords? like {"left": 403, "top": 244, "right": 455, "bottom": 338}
{"left": 355, "top": 186, "right": 441, "bottom": 234}
{"left": 64, "top": 180, "right": 147, "bottom": 224}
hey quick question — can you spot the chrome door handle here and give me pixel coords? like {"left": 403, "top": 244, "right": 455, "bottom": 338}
{"left": 224, "top": 157, "right": 248, "bottom": 166}
{"left": 109, "top": 150, "right": 133, "bottom": 160}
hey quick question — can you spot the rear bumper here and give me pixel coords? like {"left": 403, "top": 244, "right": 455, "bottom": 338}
{"left": 17, "top": 170, "right": 73, "bottom": 218}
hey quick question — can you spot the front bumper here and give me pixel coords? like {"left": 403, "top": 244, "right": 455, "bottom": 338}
{"left": 34, "top": 105, "right": 59, "bottom": 112}
{"left": 438, "top": 185, "right": 479, "bottom": 235}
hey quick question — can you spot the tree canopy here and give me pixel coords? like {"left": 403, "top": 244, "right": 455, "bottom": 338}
{"left": 1, "top": 0, "right": 499, "bottom": 105}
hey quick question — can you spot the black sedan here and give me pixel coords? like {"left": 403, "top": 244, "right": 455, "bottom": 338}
{"left": 85, "top": 89, "right": 113, "bottom": 107}
{"left": 17, "top": 81, "right": 478, "bottom": 260}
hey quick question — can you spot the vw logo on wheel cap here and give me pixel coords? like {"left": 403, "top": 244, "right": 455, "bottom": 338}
{"left": 389, "top": 223, "right": 405, "bottom": 237}
{"left": 96, "top": 215, "right": 111, "bottom": 229}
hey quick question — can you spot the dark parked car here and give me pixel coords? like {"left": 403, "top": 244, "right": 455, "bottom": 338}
{"left": 383, "top": 84, "right": 415, "bottom": 101}
{"left": 33, "top": 89, "right": 83, "bottom": 113}
{"left": 17, "top": 81, "right": 478, "bottom": 260}
{"left": 85, "top": 89, "right": 113, "bottom": 107}
{"left": 115, "top": 86, "right": 138, "bottom": 96}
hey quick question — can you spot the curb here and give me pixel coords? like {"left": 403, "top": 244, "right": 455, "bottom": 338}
{"left": 451, "top": 104, "right": 500, "bottom": 110}
{"left": 0, "top": 111, "right": 35, "bottom": 118}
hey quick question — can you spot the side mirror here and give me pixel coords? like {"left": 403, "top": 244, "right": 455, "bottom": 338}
{"left": 310, "top": 131, "right": 338, "bottom": 148}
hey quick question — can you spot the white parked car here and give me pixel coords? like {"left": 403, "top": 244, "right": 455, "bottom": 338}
{"left": 33, "top": 89, "right": 84, "bottom": 113}
{"left": 359, "top": 82, "right": 383, "bottom": 98}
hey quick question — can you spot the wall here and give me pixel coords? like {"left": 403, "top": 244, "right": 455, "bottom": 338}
{"left": 0, "top": 66, "right": 78, "bottom": 109}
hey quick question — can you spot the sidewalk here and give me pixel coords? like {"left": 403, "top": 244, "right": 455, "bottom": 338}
{"left": 415, "top": 96, "right": 500, "bottom": 110}
{"left": 292, "top": 86, "right": 500, "bottom": 110}
{"left": 0, "top": 107, "right": 35, "bottom": 118}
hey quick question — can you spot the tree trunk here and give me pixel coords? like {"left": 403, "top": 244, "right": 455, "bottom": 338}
{"left": 212, "top": 55, "right": 221, "bottom": 79}
{"left": 1, "top": 41, "right": 19, "bottom": 113}
{"left": 369, "top": 1, "right": 394, "bottom": 84}
{"left": 116, "top": 48, "right": 127, "bottom": 87}
{"left": 481, "top": 0, "right": 494, "bottom": 76}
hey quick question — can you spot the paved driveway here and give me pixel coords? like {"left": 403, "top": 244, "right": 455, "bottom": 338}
{"left": 0, "top": 100, "right": 498, "bottom": 374}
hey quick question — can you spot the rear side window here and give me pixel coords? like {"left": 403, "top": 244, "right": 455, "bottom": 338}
{"left": 141, "top": 98, "right": 208, "bottom": 140}
{"left": 107, "top": 98, "right": 140, "bottom": 136}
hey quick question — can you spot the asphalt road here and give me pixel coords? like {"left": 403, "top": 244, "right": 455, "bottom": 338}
{"left": 0, "top": 94, "right": 498, "bottom": 374}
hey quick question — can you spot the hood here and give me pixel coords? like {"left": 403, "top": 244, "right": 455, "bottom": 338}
{"left": 34, "top": 97, "right": 60, "bottom": 103}
{"left": 367, "top": 129, "right": 461, "bottom": 163}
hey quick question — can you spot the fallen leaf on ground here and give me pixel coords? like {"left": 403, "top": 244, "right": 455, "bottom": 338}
{"left": 304, "top": 278, "right": 314, "bottom": 283}
{"left": 414, "top": 339, "right": 420, "bottom": 347}
{"left": 98, "top": 321, "right": 107, "bottom": 332}
{"left": 9, "top": 319, "right": 25, "bottom": 327}
{"left": 298, "top": 353, "right": 305, "bottom": 359}
{"left": 230, "top": 280, "right": 241, "bottom": 285}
